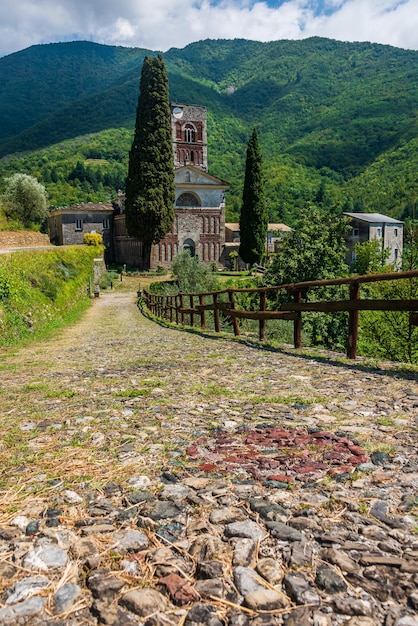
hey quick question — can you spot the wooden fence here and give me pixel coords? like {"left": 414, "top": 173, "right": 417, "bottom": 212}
{"left": 143, "top": 269, "right": 418, "bottom": 359}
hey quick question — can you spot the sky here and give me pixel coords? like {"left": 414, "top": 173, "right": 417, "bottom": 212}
{"left": 0, "top": 0, "right": 417, "bottom": 59}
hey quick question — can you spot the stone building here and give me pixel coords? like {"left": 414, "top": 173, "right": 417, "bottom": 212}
{"left": 341, "top": 212, "right": 404, "bottom": 268}
{"left": 112, "top": 103, "right": 229, "bottom": 269}
{"left": 49, "top": 103, "right": 229, "bottom": 269}
{"left": 221, "top": 222, "right": 292, "bottom": 268}
{"left": 48, "top": 202, "right": 114, "bottom": 259}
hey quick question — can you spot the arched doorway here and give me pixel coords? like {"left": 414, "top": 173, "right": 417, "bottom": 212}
{"left": 183, "top": 238, "right": 195, "bottom": 257}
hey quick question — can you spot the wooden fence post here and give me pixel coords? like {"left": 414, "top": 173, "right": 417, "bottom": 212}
{"left": 199, "top": 294, "right": 206, "bottom": 330}
{"left": 228, "top": 290, "right": 240, "bottom": 337}
{"left": 175, "top": 295, "right": 180, "bottom": 325}
{"left": 347, "top": 281, "right": 360, "bottom": 359}
{"left": 179, "top": 293, "right": 185, "bottom": 325}
{"left": 259, "top": 290, "right": 267, "bottom": 341}
{"left": 293, "top": 289, "right": 302, "bottom": 349}
{"left": 190, "top": 295, "right": 194, "bottom": 327}
{"left": 213, "top": 293, "right": 221, "bottom": 333}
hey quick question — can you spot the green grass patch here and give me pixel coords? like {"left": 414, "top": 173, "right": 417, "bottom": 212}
{"left": 0, "top": 245, "right": 103, "bottom": 350}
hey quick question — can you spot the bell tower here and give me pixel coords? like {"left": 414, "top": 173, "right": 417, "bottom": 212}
{"left": 171, "top": 103, "right": 208, "bottom": 171}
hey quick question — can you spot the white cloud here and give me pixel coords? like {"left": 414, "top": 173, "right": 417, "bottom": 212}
{"left": 0, "top": 0, "right": 417, "bottom": 58}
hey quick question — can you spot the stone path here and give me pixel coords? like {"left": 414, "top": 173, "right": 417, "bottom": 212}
{"left": 0, "top": 284, "right": 417, "bottom": 625}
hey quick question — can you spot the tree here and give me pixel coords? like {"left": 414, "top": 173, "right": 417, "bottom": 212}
{"left": 263, "top": 205, "right": 350, "bottom": 286}
{"left": 2, "top": 173, "right": 48, "bottom": 227}
{"left": 352, "top": 239, "right": 390, "bottom": 275}
{"left": 263, "top": 205, "right": 351, "bottom": 350}
{"left": 171, "top": 250, "right": 217, "bottom": 293}
{"left": 239, "top": 128, "right": 268, "bottom": 266}
{"left": 125, "top": 55, "right": 175, "bottom": 269}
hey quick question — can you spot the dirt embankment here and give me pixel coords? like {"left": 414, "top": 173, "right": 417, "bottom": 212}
{"left": 0, "top": 230, "right": 51, "bottom": 248}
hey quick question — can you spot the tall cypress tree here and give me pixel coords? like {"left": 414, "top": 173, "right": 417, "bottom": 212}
{"left": 125, "top": 55, "right": 175, "bottom": 269}
{"left": 239, "top": 128, "right": 268, "bottom": 266}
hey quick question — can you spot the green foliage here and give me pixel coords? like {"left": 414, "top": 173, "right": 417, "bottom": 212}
{"left": 262, "top": 205, "right": 350, "bottom": 350}
{"left": 0, "top": 129, "right": 133, "bottom": 208}
{"left": 358, "top": 278, "right": 418, "bottom": 363}
{"left": 0, "top": 265, "right": 12, "bottom": 300}
{"left": 2, "top": 173, "right": 48, "bottom": 227}
{"left": 0, "top": 246, "right": 99, "bottom": 348}
{"left": 352, "top": 239, "right": 391, "bottom": 275}
{"left": 264, "top": 205, "right": 350, "bottom": 285}
{"left": 125, "top": 55, "right": 175, "bottom": 268}
{"left": 171, "top": 251, "right": 218, "bottom": 293}
{"left": 239, "top": 128, "right": 267, "bottom": 265}
{"left": 402, "top": 219, "right": 418, "bottom": 271}
{"left": 0, "top": 38, "right": 416, "bottom": 228}
{"left": 99, "top": 270, "right": 119, "bottom": 289}
{"left": 83, "top": 232, "right": 103, "bottom": 246}
{"left": 356, "top": 220, "right": 418, "bottom": 363}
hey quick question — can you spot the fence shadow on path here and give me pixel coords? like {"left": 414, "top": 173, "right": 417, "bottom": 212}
{"left": 138, "top": 302, "right": 418, "bottom": 383}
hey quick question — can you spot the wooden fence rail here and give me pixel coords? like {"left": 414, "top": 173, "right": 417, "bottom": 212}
{"left": 143, "top": 270, "right": 418, "bottom": 359}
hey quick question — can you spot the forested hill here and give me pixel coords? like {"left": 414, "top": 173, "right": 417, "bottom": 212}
{"left": 0, "top": 37, "right": 417, "bottom": 224}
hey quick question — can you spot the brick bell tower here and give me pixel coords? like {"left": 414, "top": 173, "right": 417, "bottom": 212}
{"left": 171, "top": 103, "right": 208, "bottom": 171}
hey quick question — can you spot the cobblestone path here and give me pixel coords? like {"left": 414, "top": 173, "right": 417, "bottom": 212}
{"left": 0, "top": 284, "right": 417, "bottom": 625}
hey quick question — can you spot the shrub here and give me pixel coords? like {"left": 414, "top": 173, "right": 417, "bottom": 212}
{"left": 171, "top": 251, "right": 218, "bottom": 293}
{"left": 83, "top": 233, "right": 103, "bottom": 246}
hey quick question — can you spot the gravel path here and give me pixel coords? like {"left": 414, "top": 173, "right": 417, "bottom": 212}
{"left": 0, "top": 283, "right": 417, "bottom": 625}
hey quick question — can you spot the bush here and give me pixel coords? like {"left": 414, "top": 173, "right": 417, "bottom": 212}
{"left": 83, "top": 233, "right": 103, "bottom": 246}
{"left": 171, "top": 252, "right": 218, "bottom": 293}
{"left": 99, "top": 270, "right": 119, "bottom": 289}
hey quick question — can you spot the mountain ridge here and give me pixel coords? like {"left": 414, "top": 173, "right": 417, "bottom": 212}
{"left": 0, "top": 37, "right": 417, "bottom": 223}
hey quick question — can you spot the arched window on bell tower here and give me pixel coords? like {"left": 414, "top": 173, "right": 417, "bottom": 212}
{"left": 184, "top": 124, "right": 196, "bottom": 143}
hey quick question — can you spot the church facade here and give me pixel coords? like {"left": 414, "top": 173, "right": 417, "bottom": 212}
{"left": 113, "top": 103, "right": 229, "bottom": 269}
{"left": 48, "top": 103, "right": 229, "bottom": 269}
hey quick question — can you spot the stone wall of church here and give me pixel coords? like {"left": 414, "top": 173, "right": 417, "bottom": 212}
{"left": 152, "top": 207, "right": 225, "bottom": 269}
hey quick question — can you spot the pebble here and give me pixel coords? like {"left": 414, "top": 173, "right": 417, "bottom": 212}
{"left": 234, "top": 566, "right": 268, "bottom": 595}
{"left": 225, "top": 520, "right": 265, "bottom": 541}
{"left": 23, "top": 544, "right": 68, "bottom": 571}
{"left": 119, "top": 588, "right": 168, "bottom": 616}
{"left": 54, "top": 583, "right": 82, "bottom": 613}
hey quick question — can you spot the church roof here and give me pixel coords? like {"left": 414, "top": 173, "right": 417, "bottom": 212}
{"left": 174, "top": 165, "right": 229, "bottom": 187}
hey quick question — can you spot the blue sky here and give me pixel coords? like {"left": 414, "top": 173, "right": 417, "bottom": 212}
{"left": 0, "top": 0, "right": 417, "bottom": 58}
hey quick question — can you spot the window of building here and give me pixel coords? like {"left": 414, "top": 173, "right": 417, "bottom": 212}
{"left": 184, "top": 124, "right": 196, "bottom": 143}
{"left": 394, "top": 228, "right": 398, "bottom": 237}
{"left": 376, "top": 227, "right": 382, "bottom": 238}
{"left": 394, "top": 248, "right": 398, "bottom": 261}
{"left": 103, "top": 218, "right": 110, "bottom": 230}
{"left": 176, "top": 192, "right": 201, "bottom": 207}
{"left": 351, "top": 250, "right": 357, "bottom": 262}
{"left": 75, "top": 219, "right": 83, "bottom": 231}
{"left": 352, "top": 228, "right": 359, "bottom": 238}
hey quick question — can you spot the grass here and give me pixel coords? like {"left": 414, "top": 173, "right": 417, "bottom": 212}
{"left": 0, "top": 245, "right": 102, "bottom": 351}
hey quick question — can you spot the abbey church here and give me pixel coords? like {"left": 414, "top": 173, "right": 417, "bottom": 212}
{"left": 48, "top": 104, "right": 230, "bottom": 269}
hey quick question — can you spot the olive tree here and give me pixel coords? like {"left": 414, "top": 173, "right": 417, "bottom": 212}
{"left": 2, "top": 173, "right": 48, "bottom": 227}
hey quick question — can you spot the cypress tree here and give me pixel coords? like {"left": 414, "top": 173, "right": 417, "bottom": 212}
{"left": 125, "top": 55, "right": 175, "bottom": 269}
{"left": 239, "top": 128, "right": 268, "bottom": 266}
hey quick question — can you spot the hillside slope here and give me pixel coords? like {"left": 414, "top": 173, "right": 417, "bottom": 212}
{"left": 0, "top": 37, "right": 417, "bottom": 222}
